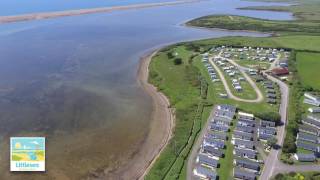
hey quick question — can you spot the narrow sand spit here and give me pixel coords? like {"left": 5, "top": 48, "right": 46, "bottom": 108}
{"left": 94, "top": 50, "right": 174, "bottom": 180}
{"left": 0, "top": 0, "right": 202, "bottom": 24}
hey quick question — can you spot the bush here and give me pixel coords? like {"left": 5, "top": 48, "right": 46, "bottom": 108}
{"left": 274, "top": 173, "right": 284, "bottom": 180}
{"left": 167, "top": 52, "right": 174, "bottom": 59}
{"left": 282, "top": 134, "right": 296, "bottom": 154}
{"left": 174, "top": 58, "right": 182, "bottom": 65}
{"left": 255, "top": 111, "right": 281, "bottom": 124}
{"left": 267, "top": 137, "right": 278, "bottom": 148}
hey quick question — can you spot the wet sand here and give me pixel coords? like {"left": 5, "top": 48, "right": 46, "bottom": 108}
{"left": 0, "top": 0, "right": 202, "bottom": 24}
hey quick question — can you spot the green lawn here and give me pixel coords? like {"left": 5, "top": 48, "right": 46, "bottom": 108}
{"left": 296, "top": 52, "right": 320, "bottom": 90}
{"left": 212, "top": 61, "right": 258, "bottom": 100}
{"left": 235, "top": 59, "right": 270, "bottom": 69}
{"left": 217, "top": 119, "right": 236, "bottom": 180}
{"left": 146, "top": 46, "right": 215, "bottom": 180}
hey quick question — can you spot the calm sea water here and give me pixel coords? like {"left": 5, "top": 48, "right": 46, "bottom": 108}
{"left": 0, "top": 0, "right": 292, "bottom": 179}
{"left": 0, "top": 0, "right": 179, "bottom": 16}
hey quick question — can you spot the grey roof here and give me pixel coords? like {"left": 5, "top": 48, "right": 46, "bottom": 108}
{"left": 212, "top": 116, "right": 232, "bottom": 125}
{"left": 308, "top": 114, "right": 320, "bottom": 122}
{"left": 299, "top": 124, "right": 320, "bottom": 136}
{"left": 309, "top": 107, "right": 320, "bottom": 113}
{"left": 264, "top": 84, "right": 274, "bottom": 89}
{"left": 206, "top": 131, "right": 227, "bottom": 140}
{"left": 266, "top": 89, "right": 276, "bottom": 94}
{"left": 259, "top": 127, "right": 276, "bottom": 135}
{"left": 202, "top": 145, "right": 224, "bottom": 157}
{"left": 302, "top": 118, "right": 320, "bottom": 129}
{"left": 295, "top": 153, "right": 316, "bottom": 162}
{"left": 210, "top": 123, "right": 229, "bottom": 132}
{"left": 267, "top": 93, "right": 277, "bottom": 99}
{"left": 194, "top": 166, "right": 217, "bottom": 179}
{"left": 198, "top": 154, "right": 219, "bottom": 168}
{"left": 238, "top": 114, "right": 254, "bottom": 120}
{"left": 217, "top": 104, "right": 236, "bottom": 113}
{"left": 235, "top": 148, "right": 257, "bottom": 159}
{"left": 234, "top": 168, "right": 256, "bottom": 180}
{"left": 296, "top": 140, "right": 320, "bottom": 152}
{"left": 304, "top": 92, "right": 320, "bottom": 102}
{"left": 235, "top": 158, "right": 260, "bottom": 171}
{"left": 234, "top": 131, "right": 253, "bottom": 141}
{"left": 238, "top": 119, "right": 255, "bottom": 127}
{"left": 267, "top": 98, "right": 277, "bottom": 104}
{"left": 258, "top": 132, "right": 274, "bottom": 140}
{"left": 297, "top": 132, "right": 319, "bottom": 144}
{"left": 214, "top": 110, "right": 235, "bottom": 120}
{"left": 234, "top": 139, "right": 255, "bottom": 149}
{"left": 235, "top": 125, "right": 254, "bottom": 133}
{"left": 204, "top": 138, "right": 225, "bottom": 149}
{"left": 260, "top": 120, "right": 276, "bottom": 127}
{"left": 263, "top": 81, "right": 273, "bottom": 86}
{"left": 304, "top": 99, "right": 320, "bottom": 106}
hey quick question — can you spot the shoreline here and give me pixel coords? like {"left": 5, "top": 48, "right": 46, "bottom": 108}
{"left": 97, "top": 49, "right": 175, "bottom": 179}
{"left": 183, "top": 22, "right": 276, "bottom": 36}
{"left": 136, "top": 50, "right": 175, "bottom": 179}
{"left": 0, "top": 0, "right": 202, "bottom": 24}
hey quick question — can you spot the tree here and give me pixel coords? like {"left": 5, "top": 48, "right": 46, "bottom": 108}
{"left": 274, "top": 173, "right": 284, "bottom": 180}
{"left": 167, "top": 52, "right": 174, "bottom": 59}
{"left": 267, "top": 137, "right": 278, "bottom": 148}
{"left": 174, "top": 58, "right": 182, "bottom": 65}
{"left": 256, "top": 112, "right": 281, "bottom": 125}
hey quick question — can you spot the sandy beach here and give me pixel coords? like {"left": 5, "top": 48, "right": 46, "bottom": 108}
{"left": 0, "top": 0, "right": 201, "bottom": 24}
{"left": 86, "top": 50, "right": 174, "bottom": 180}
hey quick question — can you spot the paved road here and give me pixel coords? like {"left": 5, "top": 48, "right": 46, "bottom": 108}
{"left": 261, "top": 73, "right": 320, "bottom": 179}
{"left": 209, "top": 54, "right": 264, "bottom": 103}
{"left": 259, "top": 73, "right": 289, "bottom": 180}
{"left": 186, "top": 107, "right": 216, "bottom": 180}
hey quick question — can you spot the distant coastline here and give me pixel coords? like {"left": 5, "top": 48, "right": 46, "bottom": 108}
{"left": 0, "top": 0, "right": 202, "bottom": 24}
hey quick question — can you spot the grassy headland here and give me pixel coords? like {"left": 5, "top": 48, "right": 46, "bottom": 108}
{"left": 238, "top": 0, "right": 320, "bottom": 21}
{"left": 186, "top": 15, "right": 320, "bottom": 34}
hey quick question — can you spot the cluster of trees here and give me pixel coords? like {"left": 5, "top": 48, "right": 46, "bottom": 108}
{"left": 255, "top": 112, "right": 281, "bottom": 125}
{"left": 283, "top": 52, "right": 300, "bottom": 155}
{"left": 274, "top": 172, "right": 320, "bottom": 180}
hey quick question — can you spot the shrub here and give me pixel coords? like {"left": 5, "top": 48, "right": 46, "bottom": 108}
{"left": 255, "top": 112, "right": 281, "bottom": 124}
{"left": 174, "top": 58, "right": 182, "bottom": 65}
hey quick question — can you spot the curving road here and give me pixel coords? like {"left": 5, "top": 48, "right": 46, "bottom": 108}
{"left": 209, "top": 53, "right": 264, "bottom": 103}
{"left": 259, "top": 72, "right": 289, "bottom": 180}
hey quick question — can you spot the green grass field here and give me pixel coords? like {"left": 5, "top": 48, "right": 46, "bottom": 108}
{"left": 296, "top": 52, "right": 320, "bottom": 90}
{"left": 239, "top": 0, "right": 320, "bottom": 21}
